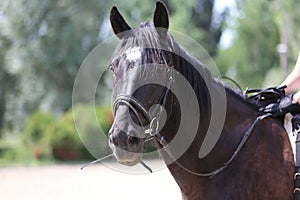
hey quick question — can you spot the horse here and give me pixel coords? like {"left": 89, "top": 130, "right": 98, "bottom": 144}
{"left": 107, "top": 2, "right": 294, "bottom": 199}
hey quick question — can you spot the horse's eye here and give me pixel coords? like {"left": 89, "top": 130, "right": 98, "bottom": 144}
{"left": 109, "top": 58, "right": 120, "bottom": 73}
{"left": 108, "top": 64, "right": 115, "bottom": 72}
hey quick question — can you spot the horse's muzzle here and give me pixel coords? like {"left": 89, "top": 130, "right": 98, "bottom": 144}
{"left": 109, "top": 127, "right": 144, "bottom": 166}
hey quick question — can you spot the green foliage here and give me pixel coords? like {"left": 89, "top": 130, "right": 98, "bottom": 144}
{"left": 21, "top": 111, "right": 55, "bottom": 160}
{"left": 23, "top": 0, "right": 109, "bottom": 111}
{"left": 273, "top": 0, "right": 300, "bottom": 59}
{"left": 45, "top": 104, "right": 113, "bottom": 160}
{"left": 216, "top": 0, "right": 279, "bottom": 88}
{"left": 0, "top": 141, "right": 37, "bottom": 165}
{"left": 45, "top": 111, "right": 79, "bottom": 149}
{"left": 71, "top": 104, "right": 113, "bottom": 158}
{"left": 24, "top": 111, "right": 55, "bottom": 144}
{"left": 0, "top": 130, "right": 46, "bottom": 165}
{"left": 263, "top": 67, "right": 282, "bottom": 87}
{"left": 95, "top": 105, "right": 114, "bottom": 137}
{"left": 0, "top": 0, "right": 111, "bottom": 133}
{"left": 17, "top": 105, "right": 113, "bottom": 161}
{"left": 216, "top": 0, "right": 300, "bottom": 89}
{"left": 0, "top": 0, "right": 225, "bottom": 135}
{"left": 0, "top": 35, "right": 18, "bottom": 135}
{"left": 168, "top": 0, "right": 224, "bottom": 56}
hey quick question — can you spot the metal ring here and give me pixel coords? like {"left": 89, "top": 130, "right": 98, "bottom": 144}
{"left": 145, "top": 117, "right": 160, "bottom": 136}
{"left": 294, "top": 173, "right": 300, "bottom": 180}
{"left": 294, "top": 188, "right": 300, "bottom": 193}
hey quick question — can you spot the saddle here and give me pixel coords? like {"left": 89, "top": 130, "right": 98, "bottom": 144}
{"left": 244, "top": 85, "right": 286, "bottom": 109}
{"left": 245, "top": 86, "right": 300, "bottom": 199}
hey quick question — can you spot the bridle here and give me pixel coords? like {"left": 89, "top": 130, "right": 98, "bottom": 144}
{"left": 111, "top": 51, "right": 272, "bottom": 178}
{"left": 112, "top": 65, "right": 175, "bottom": 141}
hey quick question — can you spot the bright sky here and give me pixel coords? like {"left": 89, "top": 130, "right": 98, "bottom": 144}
{"left": 215, "top": 0, "right": 236, "bottom": 11}
{"left": 215, "top": 0, "right": 237, "bottom": 49}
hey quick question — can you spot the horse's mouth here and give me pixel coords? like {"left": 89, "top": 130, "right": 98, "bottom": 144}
{"left": 115, "top": 152, "right": 142, "bottom": 166}
{"left": 118, "top": 159, "right": 141, "bottom": 166}
{"left": 110, "top": 143, "right": 143, "bottom": 166}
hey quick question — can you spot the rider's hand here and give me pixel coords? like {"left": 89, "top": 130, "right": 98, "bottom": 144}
{"left": 259, "top": 94, "right": 300, "bottom": 117}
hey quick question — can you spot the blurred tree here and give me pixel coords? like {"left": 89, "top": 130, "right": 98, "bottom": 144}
{"left": 216, "top": 0, "right": 300, "bottom": 89}
{"left": 0, "top": 0, "right": 110, "bottom": 132}
{"left": 106, "top": 0, "right": 226, "bottom": 56}
{"left": 272, "top": 0, "right": 300, "bottom": 76}
{"left": 21, "top": 0, "right": 110, "bottom": 110}
{"left": 216, "top": 0, "right": 279, "bottom": 88}
{"left": 0, "top": 0, "right": 226, "bottom": 133}
{"left": 0, "top": 35, "right": 18, "bottom": 134}
{"left": 167, "top": 0, "right": 226, "bottom": 56}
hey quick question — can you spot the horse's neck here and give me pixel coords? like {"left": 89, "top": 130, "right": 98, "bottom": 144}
{"left": 163, "top": 88, "right": 259, "bottom": 186}
{"left": 222, "top": 92, "right": 259, "bottom": 151}
{"left": 226, "top": 91, "right": 258, "bottom": 125}
{"left": 194, "top": 90, "right": 258, "bottom": 171}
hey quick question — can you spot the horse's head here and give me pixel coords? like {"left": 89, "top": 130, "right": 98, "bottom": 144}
{"left": 108, "top": 2, "right": 173, "bottom": 166}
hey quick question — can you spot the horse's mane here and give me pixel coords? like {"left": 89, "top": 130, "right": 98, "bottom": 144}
{"left": 224, "top": 86, "right": 257, "bottom": 109}
{"left": 112, "top": 21, "right": 257, "bottom": 110}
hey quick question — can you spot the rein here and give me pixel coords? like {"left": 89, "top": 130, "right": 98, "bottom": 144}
{"left": 150, "top": 113, "right": 271, "bottom": 178}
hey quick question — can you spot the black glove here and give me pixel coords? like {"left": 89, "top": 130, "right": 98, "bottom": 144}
{"left": 259, "top": 94, "right": 300, "bottom": 117}
{"left": 292, "top": 114, "right": 300, "bottom": 132}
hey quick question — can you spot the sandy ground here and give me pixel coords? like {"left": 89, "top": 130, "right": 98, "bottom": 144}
{"left": 0, "top": 160, "right": 181, "bottom": 200}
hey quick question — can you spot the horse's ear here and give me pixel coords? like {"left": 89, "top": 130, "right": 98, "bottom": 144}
{"left": 153, "top": 2, "right": 169, "bottom": 31}
{"left": 110, "top": 6, "right": 131, "bottom": 39}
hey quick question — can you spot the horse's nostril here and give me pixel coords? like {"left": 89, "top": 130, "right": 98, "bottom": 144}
{"left": 128, "top": 136, "right": 140, "bottom": 146}
{"left": 109, "top": 130, "right": 121, "bottom": 145}
{"left": 109, "top": 134, "right": 113, "bottom": 143}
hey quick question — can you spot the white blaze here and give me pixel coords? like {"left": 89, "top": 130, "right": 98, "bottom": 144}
{"left": 125, "top": 47, "right": 142, "bottom": 62}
